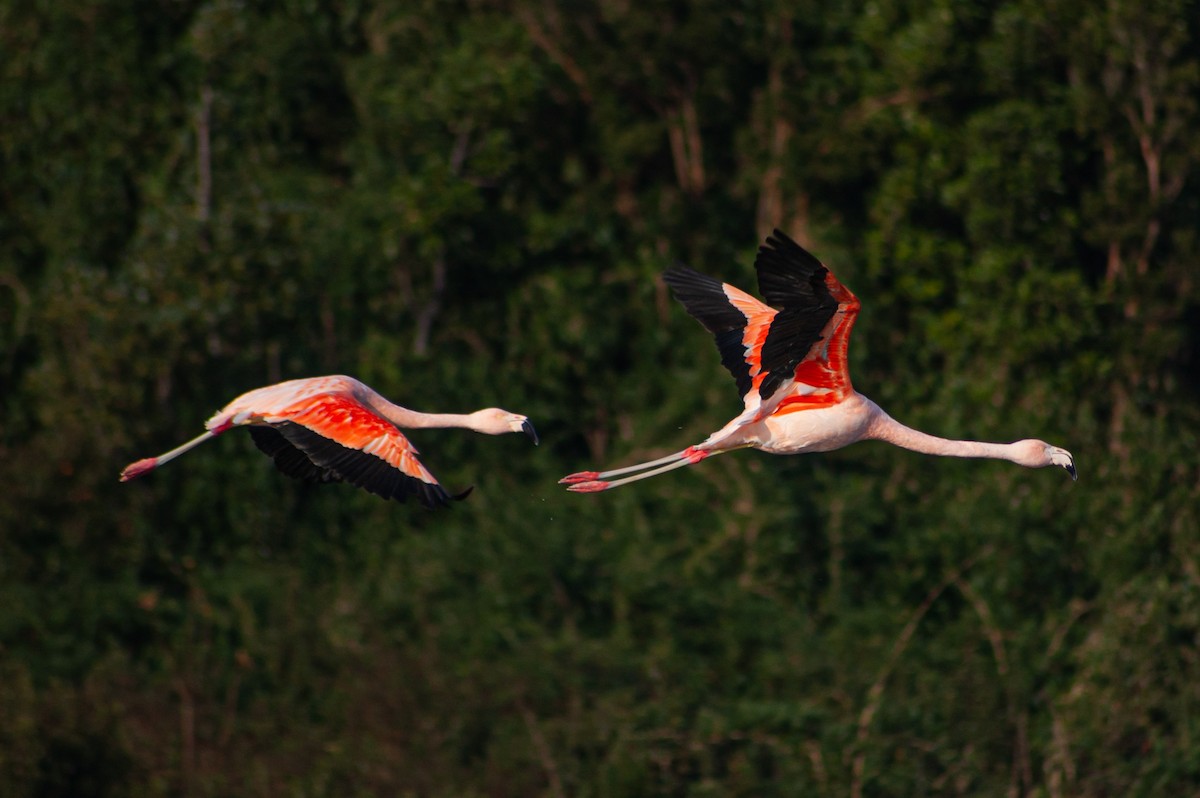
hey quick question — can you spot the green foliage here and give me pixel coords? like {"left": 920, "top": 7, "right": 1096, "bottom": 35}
{"left": 1, "top": 0, "right": 1197, "bottom": 795}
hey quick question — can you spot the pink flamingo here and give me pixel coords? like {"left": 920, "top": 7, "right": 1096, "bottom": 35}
{"left": 121, "top": 375, "right": 537, "bottom": 508}
{"left": 561, "top": 230, "right": 1075, "bottom": 493}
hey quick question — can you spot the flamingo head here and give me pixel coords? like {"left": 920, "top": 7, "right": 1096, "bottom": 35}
{"left": 1013, "top": 439, "right": 1076, "bottom": 480}
{"left": 471, "top": 408, "right": 539, "bottom": 445}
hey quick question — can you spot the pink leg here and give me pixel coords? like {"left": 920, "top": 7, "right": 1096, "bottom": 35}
{"left": 118, "top": 427, "right": 226, "bottom": 482}
{"left": 558, "top": 470, "right": 601, "bottom": 485}
{"left": 565, "top": 448, "right": 710, "bottom": 493}
{"left": 559, "top": 446, "right": 704, "bottom": 485}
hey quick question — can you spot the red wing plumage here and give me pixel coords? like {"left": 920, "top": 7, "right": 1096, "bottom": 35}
{"left": 265, "top": 393, "right": 455, "bottom": 508}
{"left": 772, "top": 268, "right": 861, "bottom": 415}
{"left": 120, "top": 376, "right": 472, "bottom": 507}
{"left": 664, "top": 229, "right": 860, "bottom": 418}
{"left": 721, "top": 283, "right": 779, "bottom": 399}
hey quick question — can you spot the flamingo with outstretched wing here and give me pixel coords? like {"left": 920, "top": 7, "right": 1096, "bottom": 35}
{"left": 561, "top": 230, "right": 1075, "bottom": 492}
{"left": 121, "top": 375, "right": 537, "bottom": 508}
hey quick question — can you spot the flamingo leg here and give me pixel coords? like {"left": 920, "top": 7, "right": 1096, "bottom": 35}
{"left": 565, "top": 455, "right": 705, "bottom": 492}
{"left": 559, "top": 447, "right": 703, "bottom": 485}
{"left": 563, "top": 445, "right": 741, "bottom": 492}
{"left": 119, "top": 429, "right": 222, "bottom": 481}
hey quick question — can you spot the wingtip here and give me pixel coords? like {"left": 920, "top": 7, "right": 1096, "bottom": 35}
{"left": 418, "top": 485, "right": 472, "bottom": 510}
{"left": 764, "top": 228, "right": 797, "bottom": 251}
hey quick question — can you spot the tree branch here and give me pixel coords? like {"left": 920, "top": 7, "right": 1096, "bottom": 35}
{"left": 515, "top": 5, "right": 592, "bottom": 103}
{"left": 850, "top": 546, "right": 994, "bottom": 798}
{"left": 517, "top": 697, "right": 566, "bottom": 798}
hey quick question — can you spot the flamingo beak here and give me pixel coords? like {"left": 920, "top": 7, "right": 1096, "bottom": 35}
{"left": 1065, "top": 461, "right": 1077, "bottom": 481}
{"left": 521, "top": 418, "right": 539, "bottom": 446}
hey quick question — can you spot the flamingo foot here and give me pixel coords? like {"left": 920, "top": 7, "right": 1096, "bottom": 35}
{"left": 119, "top": 457, "right": 158, "bottom": 481}
{"left": 559, "top": 471, "right": 600, "bottom": 485}
{"left": 566, "top": 479, "right": 610, "bottom": 493}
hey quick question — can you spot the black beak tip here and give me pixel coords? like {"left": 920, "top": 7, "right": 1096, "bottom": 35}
{"left": 521, "top": 419, "right": 539, "bottom": 446}
{"left": 1066, "top": 462, "right": 1077, "bottom": 482}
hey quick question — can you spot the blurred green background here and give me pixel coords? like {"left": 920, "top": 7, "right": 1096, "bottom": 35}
{"left": 2, "top": 1, "right": 1198, "bottom": 795}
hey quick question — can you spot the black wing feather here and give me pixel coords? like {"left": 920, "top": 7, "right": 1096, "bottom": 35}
{"left": 755, "top": 229, "right": 834, "bottom": 309}
{"left": 248, "top": 425, "right": 341, "bottom": 483}
{"left": 753, "top": 230, "right": 840, "bottom": 400}
{"left": 270, "top": 421, "right": 453, "bottom": 509}
{"left": 663, "top": 265, "right": 756, "bottom": 399}
{"left": 663, "top": 231, "right": 842, "bottom": 402}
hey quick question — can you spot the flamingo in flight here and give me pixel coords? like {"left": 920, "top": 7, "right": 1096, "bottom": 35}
{"left": 561, "top": 230, "right": 1076, "bottom": 493}
{"left": 120, "top": 375, "right": 538, "bottom": 508}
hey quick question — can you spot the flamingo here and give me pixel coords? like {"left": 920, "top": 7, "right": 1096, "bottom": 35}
{"left": 561, "top": 230, "right": 1076, "bottom": 493}
{"left": 120, "top": 375, "right": 538, "bottom": 508}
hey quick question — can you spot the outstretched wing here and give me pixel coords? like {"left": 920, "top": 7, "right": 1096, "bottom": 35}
{"left": 661, "top": 266, "right": 776, "bottom": 401}
{"left": 753, "top": 225, "right": 859, "bottom": 408}
{"left": 663, "top": 229, "right": 857, "bottom": 413}
{"left": 758, "top": 230, "right": 861, "bottom": 413}
{"left": 266, "top": 393, "right": 456, "bottom": 508}
{"left": 248, "top": 425, "right": 341, "bottom": 483}
{"left": 751, "top": 230, "right": 841, "bottom": 401}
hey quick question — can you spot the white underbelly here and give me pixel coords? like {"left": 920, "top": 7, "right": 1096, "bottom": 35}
{"left": 756, "top": 396, "right": 876, "bottom": 455}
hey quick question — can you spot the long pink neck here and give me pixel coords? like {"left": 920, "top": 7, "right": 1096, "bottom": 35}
{"left": 399, "top": 411, "right": 477, "bottom": 430}
{"left": 867, "top": 411, "right": 1016, "bottom": 462}
{"left": 361, "top": 392, "right": 476, "bottom": 431}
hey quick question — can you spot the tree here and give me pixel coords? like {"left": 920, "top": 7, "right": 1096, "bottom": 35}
{"left": 0, "top": 1, "right": 1196, "bottom": 795}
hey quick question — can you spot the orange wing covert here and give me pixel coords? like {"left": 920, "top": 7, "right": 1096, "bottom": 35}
{"left": 773, "top": 269, "right": 861, "bottom": 414}
{"left": 722, "top": 283, "right": 779, "bottom": 399}
{"left": 664, "top": 229, "right": 851, "bottom": 412}
{"left": 272, "top": 393, "right": 453, "bottom": 507}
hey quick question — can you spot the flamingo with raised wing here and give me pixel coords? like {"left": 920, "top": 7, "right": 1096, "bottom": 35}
{"left": 121, "top": 375, "right": 538, "bottom": 508}
{"left": 561, "top": 230, "right": 1075, "bottom": 493}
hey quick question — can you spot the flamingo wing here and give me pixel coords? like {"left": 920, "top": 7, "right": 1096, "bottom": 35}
{"left": 752, "top": 230, "right": 847, "bottom": 398}
{"left": 661, "top": 266, "right": 772, "bottom": 400}
{"left": 757, "top": 230, "right": 862, "bottom": 412}
{"left": 662, "top": 229, "right": 848, "bottom": 409}
{"left": 248, "top": 425, "right": 341, "bottom": 484}
{"left": 265, "top": 393, "right": 456, "bottom": 508}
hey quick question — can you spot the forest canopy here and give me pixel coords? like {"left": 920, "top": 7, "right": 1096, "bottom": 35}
{"left": 1, "top": 1, "right": 1197, "bottom": 795}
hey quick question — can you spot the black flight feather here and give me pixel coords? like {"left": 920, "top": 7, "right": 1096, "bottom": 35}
{"left": 270, "top": 421, "right": 453, "bottom": 509}
{"left": 248, "top": 425, "right": 341, "bottom": 483}
{"left": 663, "top": 231, "right": 842, "bottom": 402}
{"left": 753, "top": 231, "right": 840, "bottom": 400}
{"left": 663, "top": 265, "right": 756, "bottom": 399}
